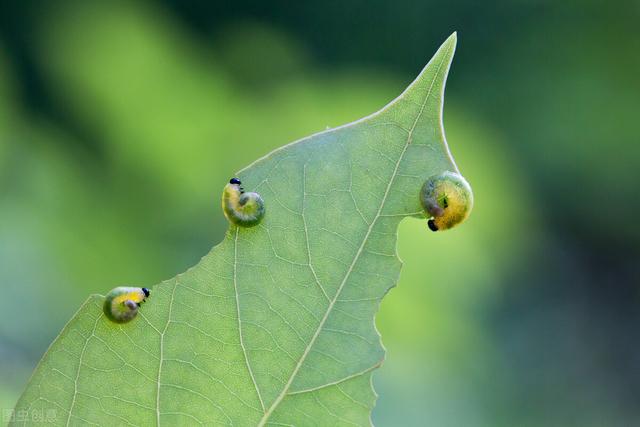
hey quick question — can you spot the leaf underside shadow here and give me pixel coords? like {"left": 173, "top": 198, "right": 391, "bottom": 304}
{"left": 13, "top": 33, "right": 461, "bottom": 426}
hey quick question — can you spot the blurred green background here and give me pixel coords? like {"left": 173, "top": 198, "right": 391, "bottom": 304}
{"left": 1, "top": 1, "right": 639, "bottom": 425}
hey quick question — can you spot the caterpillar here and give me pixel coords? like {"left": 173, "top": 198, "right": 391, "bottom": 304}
{"left": 103, "top": 287, "right": 150, "bottom": 323}
{"left": 222, "top": 177, "right": 265, "bottom": 227}
{"left": 420, "top": 171, "right": 473, "bottom": 232}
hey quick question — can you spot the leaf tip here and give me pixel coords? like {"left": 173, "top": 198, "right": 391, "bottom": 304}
{"left": 442, "top": 31, "right": 458, "bottom": 53}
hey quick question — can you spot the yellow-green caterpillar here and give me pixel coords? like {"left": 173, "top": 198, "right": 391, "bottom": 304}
{"left": 420, "top": 171, "right": 473, "bottom": 232}
{"left": 222, "top": 177, "right": 265, "bottom": 227}
{"left": 103, "top": 287, "right": 150, "bottom": 323}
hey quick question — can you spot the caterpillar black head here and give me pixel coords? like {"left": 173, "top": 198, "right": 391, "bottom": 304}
{"left": 103, "top": 287, "right": 150, "bottom": 324}
{"left": 420, "top": 171, "right": 473, "bottom": 232}
{"left": 222, "top": 177, "right": 265, "bottom": 227}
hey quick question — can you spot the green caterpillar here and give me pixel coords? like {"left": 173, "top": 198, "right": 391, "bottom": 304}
{"left": 103, "top": 287, "right": 150, "bottom": 323}
{"left": 420, "top": 171, "right": 473, "bottom": 232}
{"left": 222, "top": 178, "right": 265, "bottom": 227}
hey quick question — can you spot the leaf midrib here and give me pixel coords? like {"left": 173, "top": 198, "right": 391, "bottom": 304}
{"left": 255, "top": 43, "right": 451, "bottom": 426}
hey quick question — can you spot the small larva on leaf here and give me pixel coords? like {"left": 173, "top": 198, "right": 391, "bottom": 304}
{"left": 420, "top": 171, "right": 473, "bottom": 232}
{"left": 103, "top": 287, "right": 150, "bottom": 323}
{"left": 222, "top": 177, "right": 265, "bottom": 227}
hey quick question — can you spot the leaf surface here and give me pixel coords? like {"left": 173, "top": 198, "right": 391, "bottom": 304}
{"left": 13, "top": 34, "right": 463, "bottom": 426}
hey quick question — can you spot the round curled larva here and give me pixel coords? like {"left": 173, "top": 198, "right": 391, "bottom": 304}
{"left": 222, "top": 177, "right": 265, "bottom": 227}
{"left": 420, "top": 171, "right": 473, "bottom": 232}
{"left": 103, "top": 287, "right": 150, "bottom": 323}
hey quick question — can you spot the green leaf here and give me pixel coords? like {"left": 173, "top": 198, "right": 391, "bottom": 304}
{"left": 12, "top": 33, "right": 467, "bottom": 426}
